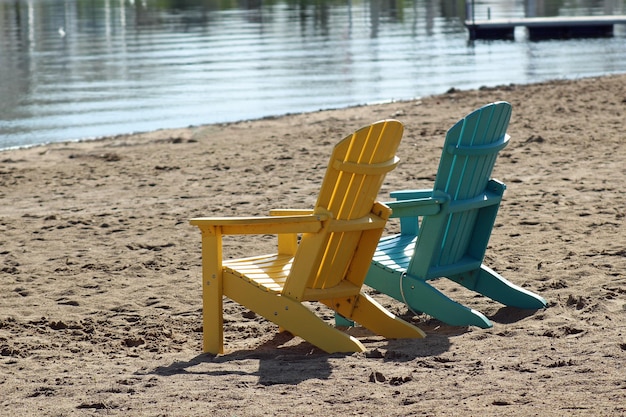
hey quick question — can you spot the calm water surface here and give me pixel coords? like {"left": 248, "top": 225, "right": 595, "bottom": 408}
{"left": 1, "top": 0, "right": 625, "bottom": 149}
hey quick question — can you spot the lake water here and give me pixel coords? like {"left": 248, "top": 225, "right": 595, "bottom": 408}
{"left": 1, "top": 0, "right": 625, "bottom": 149}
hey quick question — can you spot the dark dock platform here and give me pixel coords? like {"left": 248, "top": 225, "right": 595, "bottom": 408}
{"left": 465, "top": 15, "right": 626, "bottom": 40}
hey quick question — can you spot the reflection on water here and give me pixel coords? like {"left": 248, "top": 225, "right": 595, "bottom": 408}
{"left": 0, "top": 0, "right": 625, "bottom": 149}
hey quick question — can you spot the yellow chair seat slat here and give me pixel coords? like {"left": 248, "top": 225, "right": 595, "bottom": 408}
{"left": 224, "top": 254, "right": 292, "bottom": 293}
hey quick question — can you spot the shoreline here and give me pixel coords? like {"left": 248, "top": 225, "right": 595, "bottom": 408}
{"left": 3, "top": 72, "right": 625, "bottom": 154}
{"left": 1, "top": 73, "right": 625, "bottom": 416}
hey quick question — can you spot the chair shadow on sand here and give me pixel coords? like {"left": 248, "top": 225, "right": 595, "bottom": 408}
{"left": 147, "top": 322, "right": 458, "bottom": 385}
{"left": 487, "top": 305, "right": 544, "bottom": 325}
{"left": 145, "top": 302, "right": 542, "bottom": 386}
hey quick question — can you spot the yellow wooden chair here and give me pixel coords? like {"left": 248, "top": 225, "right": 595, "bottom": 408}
{"left": 190, "top": 120, "right": 426, "bottom": 354}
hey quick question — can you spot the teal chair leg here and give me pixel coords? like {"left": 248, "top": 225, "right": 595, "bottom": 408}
{"left": 398, "top": 275, "right": 493, "bottom": 328}
{"left": 335, "top": 313, "right": 354, "bottom": 327}
{"left": 448, "top": 265, "right": 547, "bottom": 309}
{"left": 364, "top": 267, "right": 493, "bottom": 329}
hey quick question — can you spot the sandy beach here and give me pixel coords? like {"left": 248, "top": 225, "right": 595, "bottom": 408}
{"left": 1, "top": 74, "right": 625, "bottom": 416}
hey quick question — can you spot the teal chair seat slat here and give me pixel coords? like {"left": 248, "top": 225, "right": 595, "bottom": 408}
{"left": 373, "top": 234, "right": 415, "bottom": 270}
{"left": 358, "top": 102, "right": 547, "bottom": 329}
{"left": 375, "top": 234, "right": 484, "bottom": 280}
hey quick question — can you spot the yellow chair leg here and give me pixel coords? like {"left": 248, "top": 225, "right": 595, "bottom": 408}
{"left": 200, "top": 228, "right": 225, "bottom": 355}
{"left": 224, "top": 274, "right": 366, "bottom": 353}
{"left": 328, "top": 293, "right": 426, "bottom": 339}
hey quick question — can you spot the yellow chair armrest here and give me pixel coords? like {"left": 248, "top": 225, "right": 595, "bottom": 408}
{"left": 326, "top": 214, "right": 388, "bottom": 232}
{"left": 190, "top": 213, "right": 329, "bottom": 235}
{"left": 269, "top": 209, "right": 315, "bottom": 216}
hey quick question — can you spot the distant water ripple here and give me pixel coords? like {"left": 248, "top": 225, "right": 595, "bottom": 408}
{"left": 1, "top": 0, "right": 625, "bottom": 149}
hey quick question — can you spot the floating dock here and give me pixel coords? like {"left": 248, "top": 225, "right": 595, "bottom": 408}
{"left": 465, "top": 15, "right": 626, "bottom": 40}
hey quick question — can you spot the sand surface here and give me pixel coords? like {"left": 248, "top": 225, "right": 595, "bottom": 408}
{"left": 1, "top": 74, "right": 625, "bottom": 416}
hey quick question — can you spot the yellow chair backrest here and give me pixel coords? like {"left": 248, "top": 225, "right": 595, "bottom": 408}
{"left": 284, "top": 120, "right": 404, "bottom": 301}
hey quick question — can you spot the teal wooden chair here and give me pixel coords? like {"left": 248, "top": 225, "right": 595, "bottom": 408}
{"left": 346, "top": 102, "right": 547, "bottom": 329}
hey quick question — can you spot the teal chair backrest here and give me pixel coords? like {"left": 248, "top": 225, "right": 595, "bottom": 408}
{"left": 405, "top": 101, "right": 512, "bottom": 280}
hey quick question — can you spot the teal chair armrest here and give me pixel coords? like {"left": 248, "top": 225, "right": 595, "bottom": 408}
{"left": 386, "top": 198, "right": 444, "bottom": 217}
{"left": 389, "top": 189, "right": 433, "bottom": 200}
{"left": 386, "top": 190, "right": 449, "bottom": 235}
